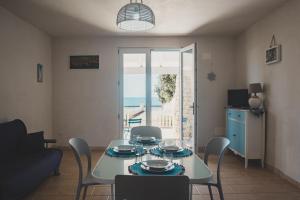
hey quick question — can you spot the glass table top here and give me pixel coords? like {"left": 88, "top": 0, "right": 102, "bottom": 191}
{"left": 92, "top": 140, "right": 212, "bottom": 184}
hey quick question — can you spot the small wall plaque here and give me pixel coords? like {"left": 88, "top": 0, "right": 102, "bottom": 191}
{"left": 70, "top": 55, "right": 99, "bottom": 69}
{"left": 37, "top": 63, "right": 43, "bottom": 82}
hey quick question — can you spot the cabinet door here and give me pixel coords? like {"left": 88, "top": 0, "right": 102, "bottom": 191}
{"left": 231, "top": 121, "right": 239, "bottom": 151}
{"left": 237, "top": 123, "right": 245, "bottom": 156}
{"left": 227, "top": 118, "right": 234, "bottom": 149}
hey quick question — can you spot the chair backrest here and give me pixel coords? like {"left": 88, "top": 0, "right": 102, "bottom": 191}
{"left": 130, "top": 126, "right": 162, "bottom": 139}
{"left": 115, "top": 175, "right": 190, "bottom": 200}
{"left": 204, "top": 137, "right": 230, "bottom": 182}
{"left": 69, "top": 138, "right": 92, "bottom": 182}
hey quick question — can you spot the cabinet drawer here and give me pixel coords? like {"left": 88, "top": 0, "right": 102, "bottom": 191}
{"left": 227, "top": 109, "right": 245, "bottom": 122}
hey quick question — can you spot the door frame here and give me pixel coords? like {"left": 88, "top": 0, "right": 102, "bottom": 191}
{"left": 180, "top": 43, "right": 198, "bottom": 151}
{"left": 118, "top": 47, "right": 192, "bottom": 141}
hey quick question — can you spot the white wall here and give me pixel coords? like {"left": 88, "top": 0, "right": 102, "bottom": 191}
{"left": 236, "top": 0, "right": 300, "bottom": 182}
{"left": 52, "top": 36, "right": 236, "bottom": 147}
{"left": 0, "top": 7, "right": 53, "bottom": 137}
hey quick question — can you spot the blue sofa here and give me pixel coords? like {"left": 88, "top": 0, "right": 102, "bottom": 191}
{"left": 0, "top": 119, "right": 63, "bottom": 200}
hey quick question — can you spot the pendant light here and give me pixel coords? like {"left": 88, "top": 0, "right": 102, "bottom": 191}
{"left": 116, "top": 0, "right": 155, "bottom": 31}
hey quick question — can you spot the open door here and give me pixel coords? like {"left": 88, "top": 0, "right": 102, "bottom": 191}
{"left": 180, "top": 43, "right": 197, "bottom": 151}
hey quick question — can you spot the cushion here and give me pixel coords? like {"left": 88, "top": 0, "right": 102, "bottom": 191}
{"left": 0, "top": 119, "right": 27, "bottom": 160}
{"left": 19, "top": 132, "right": 45, "bottom": 154}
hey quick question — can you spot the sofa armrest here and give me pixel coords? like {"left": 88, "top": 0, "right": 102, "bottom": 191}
{"left": 44, "top": 139, "right": 57, "bottom": 148}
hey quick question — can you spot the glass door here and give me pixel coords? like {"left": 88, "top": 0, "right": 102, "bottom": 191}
{"left": 119, "top": 49, "right": 150, "bottom": 139}
{"left": 180, "top": 43, "right": 197, "bottom": 150}
{"left": 119, "top": 48, "right": 181, "bottom": 139}
{"left": 151, "top": 50, "right": 180, "bottom": 139}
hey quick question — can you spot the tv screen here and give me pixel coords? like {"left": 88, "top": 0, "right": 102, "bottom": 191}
{"left": 228, "top": 89, "right": 249, "bottom": 108}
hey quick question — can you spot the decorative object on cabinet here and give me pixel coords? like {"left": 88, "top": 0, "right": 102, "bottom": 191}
{"left": 266, "top": 34, "right": 281, "bottom": 65}
{"left": 226, "top": 108, "right": 265, "bottom": 168}
{"left": 70, "top": 55, "right": 99, "bottom": 69}
{"left": 248, "top": 83, "right": 263, "bottom": 109}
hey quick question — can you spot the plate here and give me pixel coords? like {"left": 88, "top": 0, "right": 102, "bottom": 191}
{"left": 141, "top": 160, "right": 173, "bottom": 170}
{"left": 137, "top": 136, "right": 156, "bottom": 142}
{"left": 141, "top": 160, "right": 175, "bottom": 173}
{"left": 159, "top": 143, "right": 184, "bottom": 153}
{"left": 113, "top": 145, "right": 135, "bottom": 153}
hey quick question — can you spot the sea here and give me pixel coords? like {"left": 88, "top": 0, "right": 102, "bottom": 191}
{"left": 124, "top": 97, "right": 162, "bottom": 107}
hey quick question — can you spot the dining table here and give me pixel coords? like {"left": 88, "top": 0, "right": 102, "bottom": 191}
{"left": 92, "top": 139, "right": 212, "bottom": 184}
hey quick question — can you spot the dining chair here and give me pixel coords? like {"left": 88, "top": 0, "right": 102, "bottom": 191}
{"left": 130, "top": 125, "right": 162, "bottom": 139}
{"left": 198, "top": 137, "right": 230, "bottom": 200}
{"left": 115, "top": 175, "right": 190, "bottom": 200}
{"left": 69, "top": 138, "right": 112, "bottom": 200}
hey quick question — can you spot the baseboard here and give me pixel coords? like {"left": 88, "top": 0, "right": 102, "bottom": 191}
{"left": 197, "top": 146, "right": 205, "bottom": 153}
{"left": 265, "top": 163, "right": 300, "bottom": 189}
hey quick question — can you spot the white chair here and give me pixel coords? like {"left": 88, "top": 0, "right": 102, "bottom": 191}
{"left": 115, "top": 175, "right": 190, "bottom": 200}
{"left": 196, "top": 137, "right": 230, "bottom": 200}
{"left": 130, "top": 126, "right": 162, "bottom": 139}
{"left": 69, "top": 138, "right": 112, "bottom": 200}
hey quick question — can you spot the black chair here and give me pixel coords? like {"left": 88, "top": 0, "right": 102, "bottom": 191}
{"left": 115, "top": 175, "right": 190, "bottom": 200}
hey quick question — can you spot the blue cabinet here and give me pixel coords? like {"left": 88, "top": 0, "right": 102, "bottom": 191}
{"left": 226, "top": 108, "right": 265, "bottom": 168}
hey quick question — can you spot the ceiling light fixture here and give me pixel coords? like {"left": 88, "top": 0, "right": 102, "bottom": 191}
{"left": 116, "top": 0, "right": 155, "bottom": 31}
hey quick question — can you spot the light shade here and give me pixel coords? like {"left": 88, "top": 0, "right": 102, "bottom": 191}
{"left": 117, "top": 2, "right": 155, "bottom": 31}
{"left": 249, "top": 83, "right": 263, "bottom": 94}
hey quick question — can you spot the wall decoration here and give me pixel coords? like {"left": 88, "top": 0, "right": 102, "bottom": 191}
{"left": 207, "top": 72, "right": 216, "bottom": 81}
{"left": 266, "top": 35, "right": 281, "bottom": 65}
{"left": 37, "top": 63, "right": 43, "bottom": 82}
{"left": 70, "top": 55, "right": 99, "bottom": 69}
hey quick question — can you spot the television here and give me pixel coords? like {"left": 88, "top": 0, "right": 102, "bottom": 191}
{"left": 227, "top": 89, "right": 249, "bottom": 108}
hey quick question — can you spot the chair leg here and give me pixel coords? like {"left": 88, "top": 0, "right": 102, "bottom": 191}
{"left": 75, "top": 184, "right": 82, "bottom": 200}
{"left": 208, "top": 185, "right": 214, "bottom": 200}
{"left": 111, "top": 184, "right": 114, "bottom": 200}
{"left": 217, "top": 184, "right": 224, "bottom": 200}
{"left": 82, "top": 186, "right": 88, "bottom": 200}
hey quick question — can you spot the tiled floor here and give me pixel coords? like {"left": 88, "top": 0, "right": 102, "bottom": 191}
{"left": 26, "top": 150, "right": 300, "bottom": 200}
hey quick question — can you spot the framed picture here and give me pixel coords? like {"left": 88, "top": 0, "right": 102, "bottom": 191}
{"left": 37, "top": 63, "right": 43, "bottom": 82}
{"left": 266, "top": 45, "right": 281, "bottom": 65}
{"left": 70, "top": 55, "right": 99, "bottom": 69}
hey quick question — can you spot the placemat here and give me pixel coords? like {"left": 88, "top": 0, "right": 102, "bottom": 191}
{"left": 128, "top": 162, "right": 185, "bottom": 176}
{"left": 149, "top": 147, "right": 193, "bottom": 158}
{"left": 105, "top": 147, "right": 146, "bottom": 158}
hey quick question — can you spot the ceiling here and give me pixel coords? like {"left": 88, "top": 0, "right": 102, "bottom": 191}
{"left": 0, "top": 0, "right": 289, "bottom": 37}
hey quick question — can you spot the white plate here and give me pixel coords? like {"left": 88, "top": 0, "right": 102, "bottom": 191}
{"left": 113, "top": 145, "right": 135, "bottom": 153}
{"left": 141, "top": 160, "right": 173, "bottom": 170}
{"left": 159, "top": 144, "right": 184, "bottom": 153}
{"left": 137, "top": 136, "right": 156, "bottom": 142}
{"left": 141, "top": 160, "right": 175, "bottom": 173}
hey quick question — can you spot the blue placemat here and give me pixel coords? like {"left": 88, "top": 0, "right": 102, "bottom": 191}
{"left": 128, "top": 162, "right": 185, "bottom": 176}
{"left": 105, "top": 147, "right": 146, "bottom": 158}
{"left": 149, "top": 147, "right": 193, "bottom": 158}
{"left": 129, "top": 139, "right": 160, "bottom": 146}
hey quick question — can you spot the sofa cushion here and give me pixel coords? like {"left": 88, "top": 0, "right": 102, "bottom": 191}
{"left": 0, "top": 119, "right": 27, "bottom": 160}
{"left": 0, "top": 149, "right": 63, "bottom": 200}
{"left": 19, "top": 132, "right": 45, "bottom": 154}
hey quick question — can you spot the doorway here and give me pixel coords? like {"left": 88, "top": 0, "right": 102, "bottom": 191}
{"left": 118, "top": 45, "right": 197, "bottom": 149}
